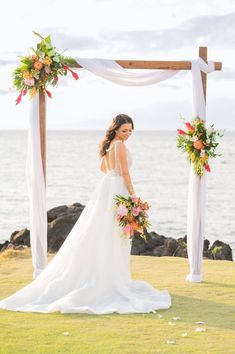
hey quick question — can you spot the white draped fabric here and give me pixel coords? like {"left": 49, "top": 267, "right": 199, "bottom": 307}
{"left": 27, "top": 57, "right": 214, "bottom": 282}
{"left": 75, "top": 58, "right": 179, "bottom": 86}
{"left": 26, "top": 93, "right": 47, "bottom": 279}
{"left": 186, "top": 59, "right": 214, "bottom": 282}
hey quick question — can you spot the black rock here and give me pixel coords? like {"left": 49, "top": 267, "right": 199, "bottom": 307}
{"left": 208, "top": 240, "right": 233, "bottom": 261}
{"left": 10, "top": 228, "right": 30, "bottom": 247}
{"left": 0, "top": 240, "right": 10, "bottom": 252}
{"left": 152, "top": 245, "right": 165, "bottom": 257}
{"left": 203, "top": 239, "right": 210, "bottom": 258}
{"left": 47, "top": 213, "right": 79, "bottom": 252}
{"left": 131, "top": 232, "right": 148, "bottom": 254}
{"left": 47, "top": 203, "right": 84, "bottom": 223}
{"left": 1, "top": 202, "right": 233, "bottom": 262}
{"left": 162, "top": 238, "right": 178, "bottom": 256}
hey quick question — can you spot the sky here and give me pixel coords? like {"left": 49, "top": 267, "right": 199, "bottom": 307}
{"left": 0, "top": 0, "right": 235, "bottom": 130}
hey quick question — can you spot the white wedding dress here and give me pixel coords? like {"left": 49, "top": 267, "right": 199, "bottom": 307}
{"left": 0, "top": 140, "right": 171, "bottom": 314}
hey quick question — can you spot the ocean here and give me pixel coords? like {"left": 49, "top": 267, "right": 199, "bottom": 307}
{"left": 0, "top": 130, "right": 234, "bottom": 256}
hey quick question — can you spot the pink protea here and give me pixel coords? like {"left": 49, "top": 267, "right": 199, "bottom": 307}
{"left": 117, "top": 204, "right": 128, "bottom": 217}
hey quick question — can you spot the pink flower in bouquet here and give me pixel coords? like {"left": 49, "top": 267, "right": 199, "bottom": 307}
{"left": 144, "top": 211, "right": 149, "bottom": 217}
{"left": 117, "top": 204, "right": 128, "bottom": 217}
{"left": 132, "top": 206, "right": 142, "bottom": 216}
{"left": 24, "top": 78, "right": 35, "bottom": 86}
{"left": 205, "top": 163, "right": 211, "bottom": 172}
{"left": 131, "top": 197, "right": 139, "bottom": 203}
{"left": 177, "top": 129, "right": 187, "bottom": 135}
{"left": 123, "top": 224, "right": 132, "bottom": 234}
{"left": 185, "top": 122, "right": 195, "bottom": 131}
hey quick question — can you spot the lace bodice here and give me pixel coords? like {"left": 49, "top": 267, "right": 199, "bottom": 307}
{"left": 105, "top": 140, "right": 132, "bottom": 176}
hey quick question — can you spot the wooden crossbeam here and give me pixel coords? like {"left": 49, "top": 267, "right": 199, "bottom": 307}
{"left": 73, "top": 59, "right": 222, "bottom": 71}
{"left": 39, "top": 46, "right": 222, "bottom": 182}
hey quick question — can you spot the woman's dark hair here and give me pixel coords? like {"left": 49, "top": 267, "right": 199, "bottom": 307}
{"left": 99, "top": 114, "right": 134, "bottom": 158}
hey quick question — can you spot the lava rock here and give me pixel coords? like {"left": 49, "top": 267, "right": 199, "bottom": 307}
{"left": 208, "top": 240, "right": 233, "bottom": 261}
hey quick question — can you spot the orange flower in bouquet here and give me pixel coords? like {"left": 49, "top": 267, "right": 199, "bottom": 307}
{"left": 193, "top": 140, "right": 204, "bottom": 150}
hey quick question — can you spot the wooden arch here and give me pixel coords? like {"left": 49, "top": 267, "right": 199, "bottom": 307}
{"left": 39, "top": 46, "right": 222, "bottom": 181}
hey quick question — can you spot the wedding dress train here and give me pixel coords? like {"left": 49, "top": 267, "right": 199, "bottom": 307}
{"left": 0, "top": 140, "right": 171, "bottom": 314}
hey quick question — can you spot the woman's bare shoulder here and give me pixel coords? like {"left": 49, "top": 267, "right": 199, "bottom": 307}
{"left": 116, "top": 142, "right": 127, "bottom": 157}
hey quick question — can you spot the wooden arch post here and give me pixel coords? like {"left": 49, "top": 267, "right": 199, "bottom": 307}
{"left": 38, "top": 46, "right": 221, "bottom": 182}
{"left": 199, "top": 46, "right": 208, "bottom": 102}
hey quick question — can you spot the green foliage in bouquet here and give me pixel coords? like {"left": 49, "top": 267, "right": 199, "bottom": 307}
{"left": 177, "top": 117, "right": 224, "bottom": 176}
{"left": 13, "top": 31, "right": 79, "bottom": 104}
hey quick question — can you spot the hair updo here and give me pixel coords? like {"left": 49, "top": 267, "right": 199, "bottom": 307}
{"left": 99, "top": 114, "right": 134, "bottom": 158}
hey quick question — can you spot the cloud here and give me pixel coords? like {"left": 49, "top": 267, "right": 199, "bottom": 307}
{"left": 0, "top": 59, "right": 18, "bottom": 66}
{"left": 0, "top": 89, "right": 9, "bottom": 95}
{"left": 212, "top": 67, "right": 235, "bottom": 80}
{"left": 34, "top": 28, "right": 101, "bottom": 51}
{"left": 100, "top": 12, "right": 235, "bottom": 51}
{"left": 37, "top": 11, "right": 235, "bottom": 55}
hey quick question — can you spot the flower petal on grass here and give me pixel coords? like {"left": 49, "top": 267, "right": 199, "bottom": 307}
{"left": 62, "top": 332, "right": 70, "bottom": 336}
{"left": 195, "top": 327, "right": 206, "bottom": 332}
{"left": 181, "top": 333, "right": 188, "bottom": 337}
{"left": 168, "top": 321, "right": 176, "bottom": 326}
{"left": 166, "top": 340, "right": 176, "bottom": 345}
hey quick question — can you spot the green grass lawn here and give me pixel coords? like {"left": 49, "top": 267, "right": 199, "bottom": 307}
{"left": 0, "top": 249, "right": 234, "bottom": 354}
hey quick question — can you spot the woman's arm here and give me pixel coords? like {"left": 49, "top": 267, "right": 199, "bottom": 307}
{"left": 100, "top": 156, "right": 107, "bottom": 174}
{"left": 117, "top": 143, "right": 136, "bottom": 197}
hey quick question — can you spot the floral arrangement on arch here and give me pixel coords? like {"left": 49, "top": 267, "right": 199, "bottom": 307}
{"left": 13, "top": 31, "right": 79, "bottom": 104}
{"left": 177, "top": 117, "right": 224, "bottom": 176}
{"left": 114, "top": 195, "right": 151, "bottom": 240}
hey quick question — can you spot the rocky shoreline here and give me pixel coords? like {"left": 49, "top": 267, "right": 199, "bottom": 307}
{"left": 0, "top": 202, "right": 233, "bottom": 261}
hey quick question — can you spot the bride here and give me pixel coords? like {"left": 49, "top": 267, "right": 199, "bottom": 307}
{"left": 0, "top": 114, "right": 171, "bottom": 314}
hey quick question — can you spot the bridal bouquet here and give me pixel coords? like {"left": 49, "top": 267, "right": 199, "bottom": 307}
{"left": 13, "top": 31, "right": 79, "bottom": 104}
{"left": 177, "top": 117, "right": 224, "bottom": 176}
{"left": 114, "top": 195, "right": 151, "bottom": 240}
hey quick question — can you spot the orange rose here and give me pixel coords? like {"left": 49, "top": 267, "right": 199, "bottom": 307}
{"left": 43, "top": 56, "right": 52, "bottom": 66}
{"left": 193, "top": 140, "right": 204, "bottom": 150}
{"left": 130, "top": 221, "right": 138, "bottom": 230}
{"left": 34, "top": 61, "right": 43, "bottom": 70}
{"left": 141, "top": 202, "right": 149, "bottom": 210}
{"left": 23, "top": 70, "right": 33, "bottom": 80}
